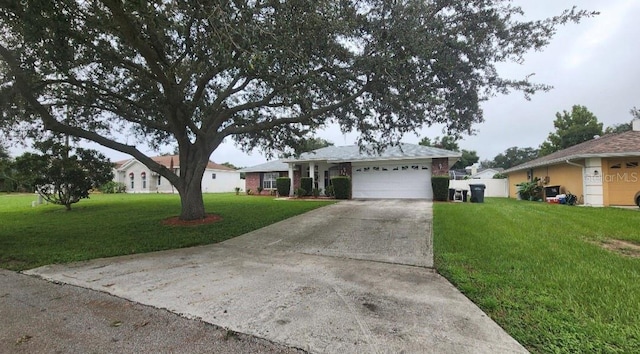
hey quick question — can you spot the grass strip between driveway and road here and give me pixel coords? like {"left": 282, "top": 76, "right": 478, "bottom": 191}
{"left": 434, "top": 198, "right": 640, "bottom": 353}
{"left": 0, "top": 193, "right": 334, "bottom": 271}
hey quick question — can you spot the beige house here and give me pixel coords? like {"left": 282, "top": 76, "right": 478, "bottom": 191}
{"left": 504, "top": 120, "right": 640, "bottom": 207}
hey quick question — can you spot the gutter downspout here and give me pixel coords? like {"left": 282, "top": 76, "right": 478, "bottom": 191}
{"left": 565, "top": 160, "right": 585, "bottom": 205}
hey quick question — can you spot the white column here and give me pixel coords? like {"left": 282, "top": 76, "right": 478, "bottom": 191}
{"left": 309, "top": 162, "right": 315, "bottom": 190}
{"left": 288, "top": 163, "right": 295, "bottom": 196}
{"left": 317, "top": 164, "right": 325, "bottom": 191}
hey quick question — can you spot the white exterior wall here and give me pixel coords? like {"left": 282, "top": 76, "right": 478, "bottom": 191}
{"left": 115, "top": 161, "right": 242, "bottom": 194}
{"left": 584, "top": 157, "right": 603, "bottom": 206}
{"left": 472, "top": 169, "right": 501, "bottom": 179}
{"left": 449, "top": 178, "right": 509, "bottom": 198}
{"left": 118, "top": 161, "right": 156, "bottom": 193}
{"left": 202, "top": 169, "right": 243, "bottom": 193}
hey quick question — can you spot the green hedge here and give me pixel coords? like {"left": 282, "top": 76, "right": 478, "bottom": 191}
{"left": 431, "top": 175, "right": 450, "bottom": 201}
{"left": 300, "top": 177, "right": 312, "bottom": 196}
{"left": 331, "top": 176, "right": 351, "bottom": 199}
{"left": 276, "top": 177, "right": 290, "bottom": 197}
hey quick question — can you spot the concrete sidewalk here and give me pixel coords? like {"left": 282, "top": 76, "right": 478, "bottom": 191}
{"left": 25, "top": 200, "right": 528, "bottom": 353}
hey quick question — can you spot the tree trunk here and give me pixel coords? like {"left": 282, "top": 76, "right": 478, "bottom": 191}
{"left": 178, "top": 181, "right": 206, "bottom": 220}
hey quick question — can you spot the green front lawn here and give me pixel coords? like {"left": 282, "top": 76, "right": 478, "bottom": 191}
{"left": 0, "top": 193, "right": 333, "bottom": 271}
{"left": 434, "top": 198, "right": 640, "bottom": 353}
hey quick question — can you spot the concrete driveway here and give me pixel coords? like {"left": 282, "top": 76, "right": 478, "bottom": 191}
{"left": 26, "top": 200, "right": 527, "bottom": 353}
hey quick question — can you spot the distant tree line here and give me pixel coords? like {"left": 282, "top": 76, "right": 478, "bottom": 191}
{"left": 423, "top": 105, "right": 637, "bottom": 171}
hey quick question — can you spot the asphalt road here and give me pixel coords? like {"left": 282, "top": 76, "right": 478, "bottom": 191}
{"left": 1, "top": 269, "right": 303, "bottom": 354}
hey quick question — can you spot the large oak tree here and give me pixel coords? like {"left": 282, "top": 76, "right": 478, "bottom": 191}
{"left": 0, "top": 1, "right": 594, "bottom": 220}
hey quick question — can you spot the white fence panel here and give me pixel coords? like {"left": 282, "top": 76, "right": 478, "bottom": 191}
{"left": 449, "top": 179, "right": 509, "bottom": 198}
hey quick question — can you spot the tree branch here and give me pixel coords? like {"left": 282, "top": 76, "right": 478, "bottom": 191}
{"left": 223, "top": 82, "right": 369, "bottom": 136}
{"left": 0, "top": 44, "right": 182, "bottom": 188}
{"left": 100, "top": 0, "right": 172, "bottom": 88}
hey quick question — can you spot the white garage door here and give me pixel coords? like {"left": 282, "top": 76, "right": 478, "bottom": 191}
{"left": 351, "top": 161, "right": 432, "bottom": 199}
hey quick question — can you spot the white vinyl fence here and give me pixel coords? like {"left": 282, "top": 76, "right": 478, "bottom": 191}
{"left": 449, "top": 178, "right": 509, "bottom": 198}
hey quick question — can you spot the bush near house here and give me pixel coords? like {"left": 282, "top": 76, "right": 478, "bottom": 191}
{"left": 300, "top": 177, "right": 312, "bottom": 196}
{"left": 431, "top": 175, "right": 450, "bottom": 201}
{"left": 99, "top": 181, "right": 126, "bottom": 194}
{"left": 276, "top": 177, "right": 290, "bottom": 197}
{"left": 331, "top": 176, "right": 350, "bottom": 199}
{"left": 324, "top": 185, "right": 334, "bottom": 197}
{"left": 295, "top": 187, "right": 307, "bottom": 198}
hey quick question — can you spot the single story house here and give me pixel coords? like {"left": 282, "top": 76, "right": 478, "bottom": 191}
{"left": 114, "top": 155, "right": 243, "bottom": 193}
{"left": 504, "top": 119, "right": 640, "bottom": 207}
{"left": 240, "top": 144, "right": 460, "bottom": 199}
{"left": 470, "top": 168, "right": 504, "bottom": 179}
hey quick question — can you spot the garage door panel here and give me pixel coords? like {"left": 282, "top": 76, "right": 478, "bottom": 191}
{"left": 606, "top": 158, "right": 640, "bottom": 205}
{"left": 352, "top": 162, "right": 432, "bottom": 199}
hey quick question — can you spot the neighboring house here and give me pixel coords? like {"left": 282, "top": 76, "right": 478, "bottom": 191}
{"left": 114, "top": 155, "right": 242, "bottom": 193}
{"left": 504, "top": 119, "right": 640, "bottom": 207}
{"left": 449, "top": 169, "right": 468, "bottom": 180}
{"left": 471, "top": 168, "right": 504, "bottom": 179}
{"left": 240, "top": 144, "right": 460, "bottom": 199}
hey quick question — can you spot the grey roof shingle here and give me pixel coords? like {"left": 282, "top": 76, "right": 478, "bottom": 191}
{"left": 286, "top": 143, "right": 460, "bottom": 163}
{"left": 504, "top": 130, "right": 640, "bottom": 173}
{"left": 238, "top": 160, "right": 289, "bottom": 173}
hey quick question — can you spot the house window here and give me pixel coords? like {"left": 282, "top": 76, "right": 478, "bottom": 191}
{"left": 157, "top": 175, "right": 161, "bottom": 186}
{"left": 129, "top": 173, "right": 134, "bottom": 189}
{"left": 212, "top": 173, "right": 217, "bottom": 179}
{"left": 263, "top": 172, "right": 279, "bottom": 189}
{"left": 141, "top": 172, "right": 147, "bottom": 189}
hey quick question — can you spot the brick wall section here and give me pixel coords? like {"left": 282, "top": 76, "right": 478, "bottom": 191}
{"left": 292, "top": 170, "right": 301, "bottom": 192}
{"left": 432, "top": 158, "right": 449, "bottom": 176}
{"left": 245, "top": 173, "right": 261, "bottom": 193}
{"left": 339, "top": 162, "right": 352, "bottom": 177}
{"left": 246, "top": 170, "right": 300, "bottom": 195}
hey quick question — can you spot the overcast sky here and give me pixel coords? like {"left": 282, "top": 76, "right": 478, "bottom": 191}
{"left": 11, "top": 0, "right": 640, "bottom": 167}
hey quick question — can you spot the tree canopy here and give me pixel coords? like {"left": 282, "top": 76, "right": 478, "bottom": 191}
{"left": 0, "top": 1, "right": 595, "bottom": 219}
{"left": 604, "top": 107, "right": 639, "bottom": 134}
{"left": 419, "top": 135, "right": 477, "bottom": 169}
{"left": 487, "top": 146, "right": 539, "bottom": 169}
{"left": 539, "top": 105, "right": 603, "bottom": 156}
{"left": 419, "top": 136, "right": 459, "bottom": 152}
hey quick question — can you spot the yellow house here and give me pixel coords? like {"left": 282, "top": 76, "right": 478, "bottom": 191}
{"left": 504, "top": 120, "right": 640, "bottom": 207}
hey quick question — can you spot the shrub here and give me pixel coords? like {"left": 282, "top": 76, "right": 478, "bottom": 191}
{"left": 493, "top": 173, "right": 507, "bottom": 179}
{"left": 99, "top": 181, "right": 126, "bottom": 194}
{"left": 324, "top": 185, "right": 334, "bottom": 197}
{"left": 234, "top": 187, "right": 241, "bottom": 195}
{"left": 431, "top": 175, "right": 450, "bottom": 201}
{"left": 257, "top": 186, "right": 264, "bottom": 194}
{"left": 246, "top": 189, "right": 253, "bottom": 195}
{"left": 312, "top": 188, "right": 321, "bottom": 198}
{"left": 516, "top": 177, "right": 543, "bottom": 201}
{"left": 296, "top": 187, "right": 307, "bottom": 198}
{"left": 276, "top": 177, "right": 290, "bottom": 197}
{"left": 331, "top": 176, "right": 350, "bottom": 199}
{"left": 300, "top": 177, "right": 312, "bottom": 196}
